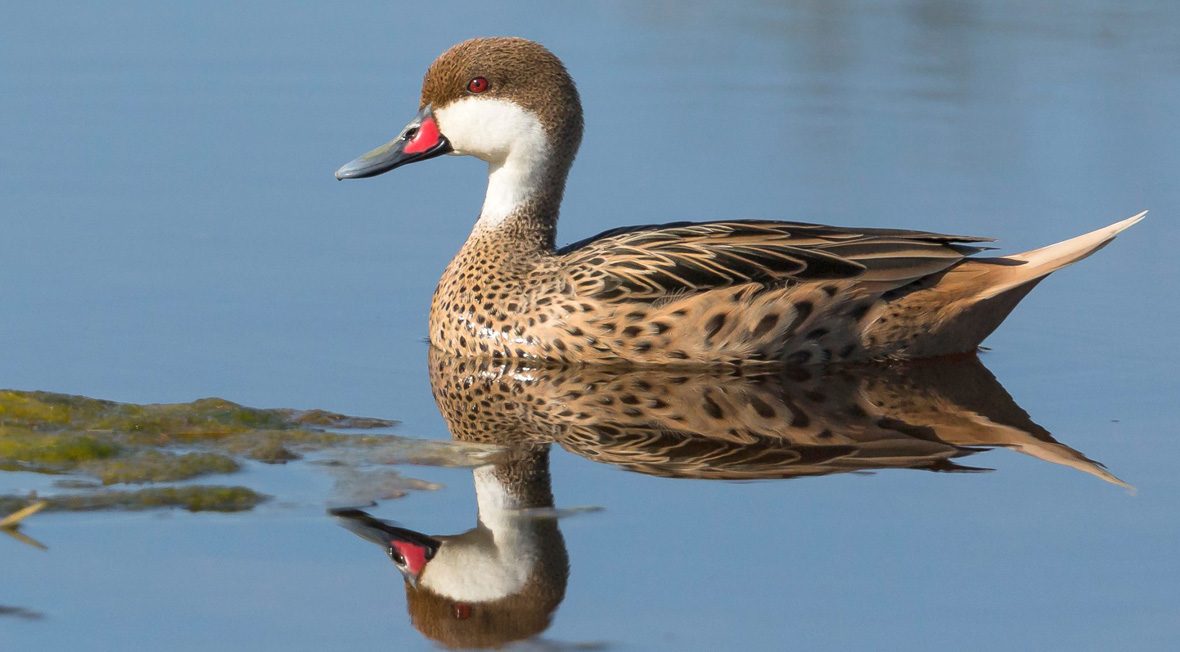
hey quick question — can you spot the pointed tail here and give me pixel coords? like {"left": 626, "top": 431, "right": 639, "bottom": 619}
{"left": 872, "top": 212, "right": 1146, "bottom": 358}
{"left": 976, "top": 211, "right": 1147, "bottom": 300}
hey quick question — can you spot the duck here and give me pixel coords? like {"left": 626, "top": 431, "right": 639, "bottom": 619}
{"left": 336, "top": 37, "right": 1144, "bottom": 366}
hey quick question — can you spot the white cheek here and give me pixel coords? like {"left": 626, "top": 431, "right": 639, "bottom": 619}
{"left": 435, "top": 97, "right": 547, "bottom": 163}
{"left": 435, "top": 98, "right": 552, "bottom": 229}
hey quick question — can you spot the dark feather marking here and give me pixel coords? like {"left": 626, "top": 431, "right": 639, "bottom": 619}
{"left": 753, "top": 314, "right": 778, "bottom": 338}
{"left": 703, "top": 396, "right": 724, "bottom": 419}
{"left": 705, "top": 314, "right": 726, "bottom": 339}
{"left": 789, "top": 301, "right": 814, "bottom": 333}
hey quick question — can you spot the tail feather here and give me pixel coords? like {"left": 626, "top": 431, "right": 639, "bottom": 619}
{"left": 870, "top": 212, "right": 1146, "bottom": 358}
{"left": 976, "top": 211, "right": 1147, "bottom": 300}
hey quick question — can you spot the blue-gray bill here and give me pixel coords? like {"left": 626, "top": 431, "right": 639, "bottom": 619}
{"left": 335, "top": 104, "right": 451, "bottom": 180}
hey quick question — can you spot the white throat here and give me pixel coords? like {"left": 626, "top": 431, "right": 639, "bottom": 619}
{"left": 433, "top": 97, "right": 552, "bottom": 232}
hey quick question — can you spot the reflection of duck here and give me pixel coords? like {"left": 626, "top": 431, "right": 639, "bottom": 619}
{"left": 334, "top": 352, "right": 1123, "bottom": 647}
{"left": 337, "top": 36, "right": 1143, "bottom": 365}
{"left": 428, "top": 350, "right": 1125, "bottom": 486}
{"left": 333, "top": 445, "right": 568, "bottom": 649}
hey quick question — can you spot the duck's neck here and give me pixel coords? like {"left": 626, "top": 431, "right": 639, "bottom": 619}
{"left": 418, "top": 448, "right": 559, "bottom": 602}
{"left": 469, "top": 149, "right": 571, "bottom": 254}
{"left": 474, "top": 447, "right": 555, "bottom": 526}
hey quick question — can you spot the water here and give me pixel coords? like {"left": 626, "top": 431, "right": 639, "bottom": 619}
{"left": 3, "top": 1, "right": 1179, "bottom": 649}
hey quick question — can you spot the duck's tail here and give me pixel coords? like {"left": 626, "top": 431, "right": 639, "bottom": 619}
{"left": 871, "top": 212, "right": 1146, "bottom": 359}
{"left": 972, "top": 211, "right": 1147, "bottom": 301}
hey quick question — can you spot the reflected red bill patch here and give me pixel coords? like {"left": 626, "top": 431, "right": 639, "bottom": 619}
{"left": 404, "top": 116, "right": 442, "bottom": 155}
{"left": 391, "top": 540, "right": 431, "bottom": 575}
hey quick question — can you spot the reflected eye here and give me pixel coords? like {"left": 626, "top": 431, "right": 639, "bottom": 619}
{"left": 466, "top": 77, "right": 489, "bottom": 94}
{"left": 387, "top": 547, "right": 405, "bottom": 565}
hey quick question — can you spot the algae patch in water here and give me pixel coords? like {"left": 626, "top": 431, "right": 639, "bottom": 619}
{"left": 81, "top": 451, "right": 240, "bottom": 485}
{"left": 0, "top": 391, "right": 396, "bottom": 440}
{"left": 0, "top": 390, "right": 403, "bottom": 514}
{"left": 0, "top": 486, "right": 265, "bottom": 514}
{"left": 0, "top": 432, "right": 120, "bottom": 472}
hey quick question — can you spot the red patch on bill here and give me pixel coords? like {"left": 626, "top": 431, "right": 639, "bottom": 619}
{"left": 404, "top": 117, "right": 441, "bottom": 154}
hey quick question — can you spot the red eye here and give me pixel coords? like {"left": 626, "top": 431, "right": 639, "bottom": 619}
{"left": 466, "top": 77, "right": 489, "bottom": 94}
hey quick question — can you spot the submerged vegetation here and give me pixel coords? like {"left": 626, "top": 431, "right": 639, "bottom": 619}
{"left": 0, "top": 390, "right": 397, "bottom": 444}
{"left": 0, "top": 486, "right": 264, "bottom": 515}
{"left": 0, "top": 390, "right": 458, "bottom": 516}
{"left": 81, "top": 451, "right": 241, "bottom": 485}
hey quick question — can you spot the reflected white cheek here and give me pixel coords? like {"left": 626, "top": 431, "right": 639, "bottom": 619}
{"left": 417, "top": 466, "right": 539, "bottom": 602}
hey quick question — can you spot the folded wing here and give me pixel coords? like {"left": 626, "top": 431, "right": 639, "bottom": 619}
{"left": 556, "top": 220, "right": 992, "bottom": 301}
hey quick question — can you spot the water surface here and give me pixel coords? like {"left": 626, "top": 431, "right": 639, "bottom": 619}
{"left": 2, "top": 2, "right": 1178, "bottom": 650}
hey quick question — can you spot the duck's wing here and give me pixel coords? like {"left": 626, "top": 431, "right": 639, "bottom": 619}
{"left": 555, "top": 220, "right": 992, "bottom": 301}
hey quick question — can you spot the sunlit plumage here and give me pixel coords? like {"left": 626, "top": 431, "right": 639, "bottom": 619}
{"left": 337, "top": 37, "right": 1144, "bottom": 365}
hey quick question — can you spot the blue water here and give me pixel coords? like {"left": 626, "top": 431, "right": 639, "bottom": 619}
{"left": 3, "top": 2, "right": 1179, "bottom": 650}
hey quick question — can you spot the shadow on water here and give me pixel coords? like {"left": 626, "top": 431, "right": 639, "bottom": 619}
{"left": 334, "top": 350, "right": 1126, "bottom": 649}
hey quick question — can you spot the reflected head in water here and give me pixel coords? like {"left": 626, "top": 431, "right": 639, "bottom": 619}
{"left": 333, "top": 445, "right": 568, "bottom": 649}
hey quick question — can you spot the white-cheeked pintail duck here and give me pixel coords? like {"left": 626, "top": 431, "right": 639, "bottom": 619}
{"left": 337, "top": 37, "right": 1144, "bottom": 365}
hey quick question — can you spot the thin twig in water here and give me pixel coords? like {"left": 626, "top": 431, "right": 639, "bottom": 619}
{"left": 0, "top": 501, "right": 47, "bottom": 529}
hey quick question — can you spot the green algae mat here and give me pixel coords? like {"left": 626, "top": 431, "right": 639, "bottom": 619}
{"left": 0, "top": 390, "right": 499, "bottom": 518}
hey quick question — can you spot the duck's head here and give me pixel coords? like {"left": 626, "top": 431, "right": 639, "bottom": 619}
{"left": 335, "top": 37, "right": 582, "bottom": 185}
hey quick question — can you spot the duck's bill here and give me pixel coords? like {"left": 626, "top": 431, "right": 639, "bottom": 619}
{"left": 335, "top": 105, "right": 452, "bottom": 180}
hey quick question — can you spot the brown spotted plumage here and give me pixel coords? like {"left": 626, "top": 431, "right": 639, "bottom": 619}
{"left": 338, "top": 37, "right": 1145, "bottom": 365}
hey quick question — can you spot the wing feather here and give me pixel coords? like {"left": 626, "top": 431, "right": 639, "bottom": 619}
{"left": 557, "top": 220, "right": 992, "bottom": 300}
